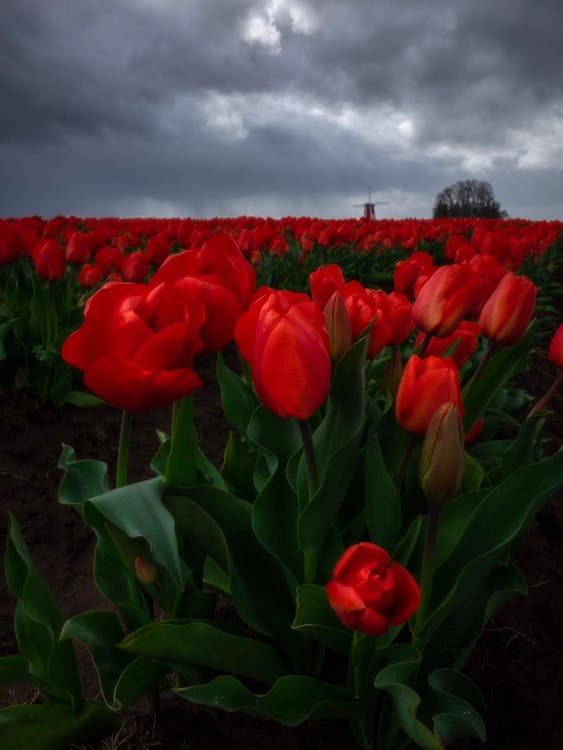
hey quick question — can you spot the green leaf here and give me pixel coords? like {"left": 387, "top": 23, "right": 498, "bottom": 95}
{"left": 4, "top": 515, "right": 82, "bottom": 709}
{"left": 292, "top": 584, "right": 352, "bottom": 655}
{"left": 364, "top": 433, "right": 402, "bottom": 551}
{"left": 221, "top": 433, "right": 257, "bottom": 498}
{"left": 0, "top": 655, "right": 30, "bottom": 685}
{"left": 165, "top": 394, "right": 198, "bottom": 487}
{"left": 175, "top": 674, "right": 361, "bottom": 726}
{"left": 297, "top": 336, "right": 368, "bottom": 550}
{"left": 374, "top": 644, "right": 443, "bottom": 750}
{"left": 60, "top": 611, "right": 131, "bottom": 706}
{"left": 58, "top": 445, "right": 110, "bottom": 508}
{"left": 62, "top": 391, "right": 107, "bottom": 408}
{"left": 120, "top": 620, "right": 287, "bottom": 686}
{"left": 462, "top": 323, "right": 535, "bottom": 432}
{"left": 427, "top": 669, "right": 486, "bottom": 745}
{"left": 217, "top": 351, "right": 259, "bottom": 436}
{"left": 112, "top": 655, "right": 169, "bottom": 710}
{"left": 0, "top": 701, "right": 120, "bottom": 750}
{"left": 84, "top": 477, "right": 183, "bottom": 588}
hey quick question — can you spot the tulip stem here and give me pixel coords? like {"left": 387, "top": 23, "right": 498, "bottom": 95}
{"left": 415, "top": 501, "right": 441, "bottom": 635}
{"left": 528, "top": 371, "right": 563, "bottom": 418}
{"left": 299, "top": 419, "right": 319, "bottom": 584}
{"left": 299, "top": 419, "right": 319, "bottom": 497}
{"left": 465, "top": 340, "right": 495, "bottom": 392}
{"left": 416, "top": 332, "right": 432, "bottom": 358}
{"left": 116, "top": 410, "right": 133, "bottom": 488}
{"left": 395, "top": 435, "right": 415, "bottom": 493}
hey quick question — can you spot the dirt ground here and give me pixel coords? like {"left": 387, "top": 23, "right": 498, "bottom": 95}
{"left": 1, "top": 347, "right": 562, "bottom": 750}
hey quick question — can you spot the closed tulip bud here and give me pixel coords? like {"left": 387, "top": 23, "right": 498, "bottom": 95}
{"left": 479, "top": 272, "right": 536, "bottom": 346}
{"left": 134, "top": 556, "right": 157, "bottom": 585}
{"left": 420, "top": 402, "right": 465, "bottom": 505}
{"left": 323, "top": 291, "right": 352, "bottom": 361}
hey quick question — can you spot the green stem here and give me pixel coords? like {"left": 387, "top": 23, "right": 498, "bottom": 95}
{"left": 298, "top": 419, "right": 319, "bottom": 584}
{"left": 416, "top": 331, "right": 432, "bottom": 358}
{"left": 415, "top": 501, "right": 441, "bottom": 635}
{"left": 116, "top": 410, "right": 133, "bottom": 488}
{"left": 298, "top": 419, "right": 319, "bottom": 496}
{"left": 395, "top": 434, "right": 415, "bottom": 493}
{"left": 464, "top": 339, "right": 495, "bottom": 395}
{"left": 528, "top": 371, "right": 563, "bottom": 418}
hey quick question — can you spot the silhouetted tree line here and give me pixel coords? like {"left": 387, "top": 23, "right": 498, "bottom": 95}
{"left": 432, "top": 179, "right": 502, "bottom": 219}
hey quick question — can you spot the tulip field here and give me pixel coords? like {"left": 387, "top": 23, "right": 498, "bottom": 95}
{"left": 0, "top": 214, "right": 562, "bottom": 750}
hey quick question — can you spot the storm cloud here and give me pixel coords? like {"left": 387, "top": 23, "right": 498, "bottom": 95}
{"left": 1, "top": 0, "right": 562, "bottom": 219}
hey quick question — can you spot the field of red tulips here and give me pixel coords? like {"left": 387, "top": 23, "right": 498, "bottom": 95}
{"left": 0, "top": 214, "right": 562, "bottom": 750}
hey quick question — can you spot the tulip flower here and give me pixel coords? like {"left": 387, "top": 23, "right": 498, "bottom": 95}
{"left": 32, "top": 239, "right": 66, "bottom": 281}
{"left": 419, "top": 402, "right": 465, "bottom": 505}
{"left": 479, "top": 272, "right": 537, "bottom": 346}
{"left": 62, "top": 281, "right": 205, "bottom": 412}
{"left": 414, "top": 321, "right": 479, "bottom": 368}
{"left": 309, "top": 263, "right": 346, "bottom": 309}
{"left": 323, "top": 291, "right": 352, "bottom": 361}
{"left": 326, "top": 542, "right": 420, "bottom": 636}
{"left": 234, "top": 289, "right": 331, "bottom": 420}
{"left": 413, "top": 264, "right": 482, "bottom": 338}
{"left": 395, "top": 355, "right": 463, "bottom": 436}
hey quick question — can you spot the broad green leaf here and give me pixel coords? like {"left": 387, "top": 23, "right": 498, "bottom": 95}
{"left": 165, "top": 394, "right": 198, "bottom": 487}
{"left": 500, "top": 411, "right": 546, "bottom": 478}
{"left": 120, "top": 620, "right": 287, "bottom": 686}
{"left": 0, "top": 701, "right": 119, "bottom": 750}
{"left": 0, "top": 655, "right": 30, "bottom": 685}
{"left": 427, "top": 669, "right": 486, "bottom": 745}
{"left": 4, "top": 515, "right": 82, "bottom": 709}
{"left": 92, "top": 544, "right": 151, "bottom": 631}
{"left": 60, "top": 611, "right": 130, "bottom": 705}
{"left": 462, "top": 323, "right": 535, "bottom": 432}
{"left": 175, "top": 674, "right": 361, "bottom": 726}
{"left": 364, "top": 433, "right": 402, "bottom": 551}
{"left": 217, "top": 351, "right": 259, "bottom": 436}
{"left": 58, "top": 445, "right": 110, "bottom": 508}
{"left": 221, "top": 432, "right": 257, "bottom": 498}
{"left": 62, "top": 391, "right": 107, "bottom": 408}
{"left": 84, "top": 477, "right": 183, "bottom": 588}
{"left": 112, "top": 655, "right": 169, "bottom": 710}
{"left": 374, "top": 645, "right": 443, "bottom": 750}
{"left": 292, "top": 584, "right": 352, "bottom": 655}
{"left": 297, "top": 337, "right": 368, "bottom": 550}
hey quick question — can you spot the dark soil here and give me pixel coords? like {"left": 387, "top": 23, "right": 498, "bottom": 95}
{"left": 1, "top": 347, "right": 562, "bottom": 750}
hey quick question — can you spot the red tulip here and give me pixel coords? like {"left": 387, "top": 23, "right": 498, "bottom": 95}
{"left": 62, "top": 281, "right": 205, "bottom": 412}
{"left": 479, "top": 272, "right": 537, "bottom": 346}
{"left": 151, "top": 234, "right": 255, "bottom": 352}
{"left": 65, "top": 232, "right": 92, "bottom": 264}
{"left": 326, "top": 542, "right": 420, "bottom": 636}
{"left": 548, "top": 324, "right": 563, "bottom": 369}
{"left": 32, "top": 239, "right": 66, "bottom": 280}
{"left": 413, "top": 264, "right": 481, "bottom": 337}
{"left": 414, "top": 321, "right": 479, "bottom": 367}
{"left": 234, "top": 289, "right": 331, "bottom": 420}
{"left": 395, "top": 355, "right": 463, "bottom": 436}
{"left": 309, "top": 264, "right": 346, "bottom": 309}
{"left": 121, "top": 251, "right": 149, "bottom": 283}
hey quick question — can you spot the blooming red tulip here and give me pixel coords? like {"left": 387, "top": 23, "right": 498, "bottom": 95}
{"left": 548, "top": 324, "right": 563, "bottom": 369}
{"left": 343, "top": 284, "right": 413, "bottom": 359}
{"left": 234, "top": 289, "right": 331, "bottom": 420}
{"left": 151, "top": 234, "right": 255, "bottom": 352}
{"left": 121, "top": 251, "right": 150, "bottom": 283}
{"left": 395, "top": 355, "right": 463, "bottom": 436}
{"left": 65, "top": 232, "right": 92, "bottom": 264}
{"left": 326, "top": 542, "right": 420, "bottom": 636}
{"left": 479, "top": 272, "right": 537, "bottom": 346}
{"left": 62, "top": 281, "right": 205, "bottom": 412}
{"left": 413, "top": 264, "right": 482, "bottom": 337}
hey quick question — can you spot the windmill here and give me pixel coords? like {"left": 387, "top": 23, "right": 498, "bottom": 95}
{"left": 353, "top": 186, "right": 388, "bottom": 220}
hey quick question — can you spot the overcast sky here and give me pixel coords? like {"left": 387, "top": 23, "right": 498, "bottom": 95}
{"left": 2, "top": 0, "right": 563, "bottom": 221}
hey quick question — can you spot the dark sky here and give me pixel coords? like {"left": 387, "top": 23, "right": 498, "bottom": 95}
{"left": 2, "top": 0, "right": 562, "bottom": 220}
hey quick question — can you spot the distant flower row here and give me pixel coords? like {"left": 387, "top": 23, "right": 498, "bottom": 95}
{"left": 1, "top": 215, "right": 562, "bottom": 289}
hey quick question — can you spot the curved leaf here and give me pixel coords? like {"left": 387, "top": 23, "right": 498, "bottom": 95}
{"left": 120, "top": 620, "right": 287, "bottom": 686}
{"left": 175, "top": 674, "right": 361, "bottom": 726}
{"left": 292, "top": 584, "right": 352, "bottom": 655}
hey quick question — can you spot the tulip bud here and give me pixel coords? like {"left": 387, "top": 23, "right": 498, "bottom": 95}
{"left": 420, "top": 402, "right": 464, "bottom": 505}
{"left": 323, "top": 291, "right": 352, "bottom": 361}
{"left": 134, "top": 556, "right": 157, "bottom": 585}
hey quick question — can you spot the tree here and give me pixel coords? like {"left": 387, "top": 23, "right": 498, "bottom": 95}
{"left": 432, "top": 179, "right": 502, "bottom": 219}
